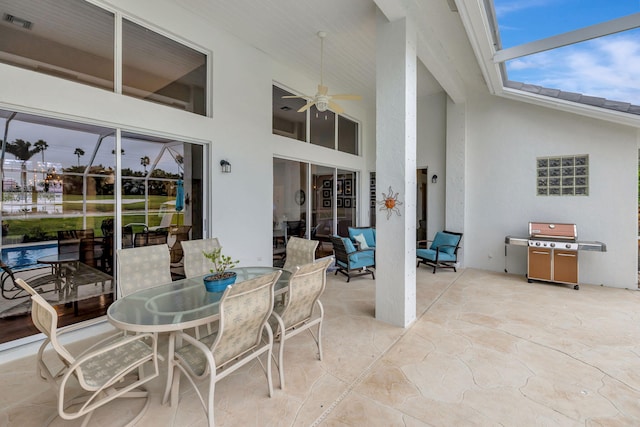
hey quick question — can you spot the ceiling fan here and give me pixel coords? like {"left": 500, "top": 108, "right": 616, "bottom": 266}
{"left": 283, "top": 31, "right": 361, "bottom": 114}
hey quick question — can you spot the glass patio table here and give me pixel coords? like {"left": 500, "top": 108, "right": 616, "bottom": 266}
{"left": 108, "top": 266, "right": 289, "bottom": 406}
{"left": 107, "top": 266, "right": 290, "bottom": 333}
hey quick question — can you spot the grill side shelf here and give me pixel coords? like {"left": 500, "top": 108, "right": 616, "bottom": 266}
{"left": 577, "top": 241, "right": 607, "bottom": 252}
{"left": 505, "top": 236, "right": 529, "bottom": 246}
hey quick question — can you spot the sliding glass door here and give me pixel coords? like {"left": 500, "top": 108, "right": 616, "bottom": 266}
{"left": 0, "top": 109, "right": 207, "bottom": 347}
{"left": 273, "top": 158, "right": 358, "bottom": 265}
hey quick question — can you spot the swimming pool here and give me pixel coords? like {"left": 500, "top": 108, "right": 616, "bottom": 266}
{"left": 1, "top": 243, "right": 58, "bottom": 270}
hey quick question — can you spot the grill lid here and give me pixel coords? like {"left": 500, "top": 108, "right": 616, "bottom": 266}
{"left": 528, "top": 222, "right": 577, "bottom": 240}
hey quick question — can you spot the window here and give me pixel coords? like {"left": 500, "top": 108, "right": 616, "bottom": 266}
{"left": 272, "top": 84, "right": 359, "bottom": 154}
{"left": 536, "top": 155, "right": 589, "bottom": 196}
{"left": 338, "top": 116, "right": 358, "bottom": 155}
{"left": 122, "top": 19, "right": 207, "bottom": 115}
{"left": 0, "top": 0, "right": 208, "bottom": 115}
{"left": 272, "top": 86, "right": 306, "bottom": 141}
{"left": 0, "top": 0, "right": 114, "bottom": 90}
{"left": 309, "top": 106, "right": 335, "bottom": 149}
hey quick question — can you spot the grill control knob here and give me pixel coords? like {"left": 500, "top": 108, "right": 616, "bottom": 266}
{"left": 535, "top": 241, "right": 541, "bottom": 246}
{"left": 550, "top": 242, "right": 555, "bottom": 248}
{"left": 565, "top": 243, "right": 572, "bottom": 249}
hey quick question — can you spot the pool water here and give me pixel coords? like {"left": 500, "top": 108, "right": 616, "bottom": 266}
{"left": 1, "top": 243, "right": 58, "bottom": 270}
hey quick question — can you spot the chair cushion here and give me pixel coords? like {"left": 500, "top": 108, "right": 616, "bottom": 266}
{"left": 417, "top": 248, "right": 456, "bottom": 262}
{"left": 348, "top": 228, "right": 376, "bottom": 248}
{"left": 348, "top": 250, "right": 375, "bottom": 269}
{"left": 430, "top": 232, "right": 459, "bottom": 255}
{"left": 342, "top": 237, "right": 356, "bottom": 254}
{"left": 353, "top": 233, "right": 369, "bottom": 249}
{"left": 78, "top": 334, "right": 155, "bottom": 389}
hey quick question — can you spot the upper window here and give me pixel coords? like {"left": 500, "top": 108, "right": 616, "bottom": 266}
{"left": 122, "top": 19, "right": 207, "bottom": 115}
{"left": 272, "top": 86, "right": 306, "bottom": 141}
{"left": 0, "top": 0, "right": 208, "bottom": 116}
{"left": 310, "top": 106, "right": 335, "bottom": 149}
{"left": 338, "top": 116, "right": 358, "bottom": 155}
{"left": 273, "top": 84, "right": 359, "bottom": 155}
{"left": 0, "top": 0, "right": 114, "bottom": 90}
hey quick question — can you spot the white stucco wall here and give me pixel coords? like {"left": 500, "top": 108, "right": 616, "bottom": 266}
{"left": 417, "top": 91, "right": 447, "bottom": 239}
{"left": 463, "top": 90, "right": 638, "bottom": 289}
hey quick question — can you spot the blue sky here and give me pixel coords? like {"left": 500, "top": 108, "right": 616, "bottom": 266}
{"left": 494, "top": 0, "right": 640, "bottom": 104}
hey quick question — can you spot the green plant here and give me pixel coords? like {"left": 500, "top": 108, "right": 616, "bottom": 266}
{"left": 202, "top": 248, "right": 239, "bottom": 276}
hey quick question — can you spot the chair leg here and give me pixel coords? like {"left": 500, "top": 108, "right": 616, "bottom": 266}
{"left": 277, "top": 338, "right": 286, "bottom": 389}
{"left": 207, "top": 376, "right": 215, "bottom": 427}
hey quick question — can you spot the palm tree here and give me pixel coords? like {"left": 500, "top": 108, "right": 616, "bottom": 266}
{"left": 140, "top": 155, "right": 150, "bottom": 173}
{"left": 5, "top": 139, "right": 42, "bottom": 194}
{"left": 74, "top": 148, "right": 85, "bottom": 166}
{"left": 34, "top": 139, "right": 48, "bottom": 164}
{"left": 34, "top": 139, "right": 48, "bottom": 182}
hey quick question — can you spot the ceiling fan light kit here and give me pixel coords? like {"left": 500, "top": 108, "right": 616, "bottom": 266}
{"left": 282, "top": 31, "right": 361, "bottom": 114}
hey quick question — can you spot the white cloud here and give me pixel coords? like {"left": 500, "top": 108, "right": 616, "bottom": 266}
{"left": 506, "top": 32, "right": 640, "bottom": 104}
{"left": 494, "top": 0, "right": 553, "bottom": 19}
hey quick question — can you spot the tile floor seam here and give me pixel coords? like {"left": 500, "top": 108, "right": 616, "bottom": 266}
{"left": 308, "top": 270, "right": 462, "bottom": 426}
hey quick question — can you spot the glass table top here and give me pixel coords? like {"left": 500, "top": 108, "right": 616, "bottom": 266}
{"left": 107, "top": 266, "right": 289, "bottom": 332}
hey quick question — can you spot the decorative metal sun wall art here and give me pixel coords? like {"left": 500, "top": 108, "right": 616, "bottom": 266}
{"left": 377, "top": 186, "right": 403, "bottom": 219}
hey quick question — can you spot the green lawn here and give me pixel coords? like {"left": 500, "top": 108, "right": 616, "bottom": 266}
{"left": 3, "top": 195, "right": 173, "bottom": 241}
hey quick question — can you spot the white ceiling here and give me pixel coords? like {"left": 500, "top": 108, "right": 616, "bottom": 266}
{"left": 174, "top": 0, "right": 447, "bottom": 104}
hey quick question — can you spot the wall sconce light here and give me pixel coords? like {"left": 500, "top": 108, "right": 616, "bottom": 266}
{"left": 220, "top": 160, "right": 231, "bottom": 173}
{"left": 431, "top": 174, "right": 438, "bottom": 184}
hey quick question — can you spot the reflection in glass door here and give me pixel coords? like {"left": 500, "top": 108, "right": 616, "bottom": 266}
{"left": 273, "top": 158, "right": 308, "bottom": 266}
{"left": 336, "top": 169, "right": 356, "bottom": 237}
{"left": 273, "top": 159, "right": 359, "bottom": 265}
{"left": 0, "top": 109, "right": 207, "bottom": 348}
{"left": 310, "top": 165, "right": 335, "bottom": 254}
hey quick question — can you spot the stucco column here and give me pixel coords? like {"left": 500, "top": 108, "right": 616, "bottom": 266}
{"left": 375, "top": 15, "right": 417, "bottom": 327}
{"left": 445, "top": 98, "right": 466, "bottom": 266}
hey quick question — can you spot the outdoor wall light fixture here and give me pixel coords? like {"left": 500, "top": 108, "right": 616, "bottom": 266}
{"left": 431, "top": 174, "right": 438, "bottom": 184}
{"left": 220, "top": 160, "right": 231, "bottom": 173}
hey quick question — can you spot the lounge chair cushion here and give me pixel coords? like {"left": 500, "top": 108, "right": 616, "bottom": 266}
{"left": 348, "top": 228, "right": 376, "bottom": 249}
{"left": 416, "top": 248, "right": 457, "bottom": 262}
{"left": 430, "top": 232, "right": 459, "bottom": 255}
{"left": 342, "top": 237, "right": 357, "bottom": 254}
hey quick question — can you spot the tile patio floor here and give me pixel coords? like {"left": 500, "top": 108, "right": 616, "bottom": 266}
{"left": 2, "top": 267, "right": 640, "bottom": 426}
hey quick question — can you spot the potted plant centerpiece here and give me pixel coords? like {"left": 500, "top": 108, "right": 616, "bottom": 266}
{"left": 202, "top": 248, "right": 239, "bottom": 292}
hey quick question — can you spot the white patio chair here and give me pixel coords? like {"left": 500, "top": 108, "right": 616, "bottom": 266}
{"left": 164, "top": 270, "right": 282, "bottom": 427}
{"left": 282, "top": 236, "right": 319, "bottom": 272}
{"left": 15, "top": 278, "right": 159, "bottom": 427}
{"left": 181, "top": 238, "right": 221, "bottom": 278}
{"left": 116, "top": 244, "right": 171, "bottom": 297}
{"left": 270, "top": 257, "right": 332, "bottom": 388}
{"left": 148, "top": 211, "right": 175, "bottom": 231}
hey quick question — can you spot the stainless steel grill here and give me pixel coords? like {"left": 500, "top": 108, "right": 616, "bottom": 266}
{"left": 505, "top": 222, "right": 606, "bottom": 290}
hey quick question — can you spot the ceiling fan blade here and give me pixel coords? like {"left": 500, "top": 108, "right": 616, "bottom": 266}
{"left": 328, "top": 100, "right": 344, "bottom": 114}
{"left": 317, "top": 84, "right": 329, "bottom": 96}
{"left": 330, "top": 94, "right": 362, "bottom": 101}
{"left": 297, "top": 101, "right": 316, "bottom": 113}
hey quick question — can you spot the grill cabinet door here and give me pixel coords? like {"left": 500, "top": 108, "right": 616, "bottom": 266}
{"left": 528, "top": 247, "right": 552, "bottom": 281}
{"left": 553, "top": 250, "right": 578, "bottom": 284}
